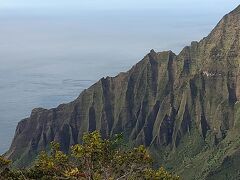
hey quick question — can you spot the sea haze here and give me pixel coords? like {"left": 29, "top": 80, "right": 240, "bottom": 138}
{"left": 0, "top": 6, "right": 237, "bottom": 153}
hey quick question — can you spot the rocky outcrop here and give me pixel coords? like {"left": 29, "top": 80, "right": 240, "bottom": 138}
{"left": 6, "top": 5, "right": 240, "bottom": 180}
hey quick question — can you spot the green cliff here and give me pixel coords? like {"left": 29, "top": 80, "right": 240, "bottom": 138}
{"left": 5, "top": 5, "right": 240, "bottom": 180}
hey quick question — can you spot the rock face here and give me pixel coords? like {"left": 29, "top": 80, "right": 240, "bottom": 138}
{"left": 6, "top": 5, "right": 240, "bottom": 180}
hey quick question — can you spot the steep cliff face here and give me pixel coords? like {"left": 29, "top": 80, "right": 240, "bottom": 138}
{"left": 6, "top": 5, "right": 240, "bottom": 180}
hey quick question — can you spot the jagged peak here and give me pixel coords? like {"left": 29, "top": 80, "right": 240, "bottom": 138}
{"left": 31, "top": 108, "right": 47, "bottom": 116}
{"left": 168, "top": 50, "right": 176, "bottom": 56}
{"left": 148, "top": 49, "right": 175, "bottom": 57}
{"left": 218, "top": 4, "right": 240, "bottom": 24}
{"left": 230, "top": 4, "right": 240, "bottom": 15}
{"left": 147, "top": 50, "right": 176, "bottom": 65}
{"left": 150, "top": 49, "right": 156, "bottom": 55}
{"left": 148, "top": 49, "right": 157, "bottom": 60}
{"left": 209, "top": 4, "right": 240, "bottom": 36}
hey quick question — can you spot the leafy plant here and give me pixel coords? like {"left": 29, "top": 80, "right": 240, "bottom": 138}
{"left": 0, "top": 131, "right": 179, "bottom": 180}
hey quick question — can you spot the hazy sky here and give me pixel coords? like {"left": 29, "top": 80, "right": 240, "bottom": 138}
{"left": 0, "top": 0, "right": 239, "bottom": 11}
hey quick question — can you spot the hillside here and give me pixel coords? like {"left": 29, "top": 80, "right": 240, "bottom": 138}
{"left": 5, "top": 5, "right": 240, "bottom": 180}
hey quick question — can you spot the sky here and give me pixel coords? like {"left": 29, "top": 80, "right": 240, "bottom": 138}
{"left": 0, "top": 0, "right": 239, "bottom": 11}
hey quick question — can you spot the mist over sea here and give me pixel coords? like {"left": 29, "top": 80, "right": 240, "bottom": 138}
{"left": 0, "top": 6, "right": 237, "bottom": 153}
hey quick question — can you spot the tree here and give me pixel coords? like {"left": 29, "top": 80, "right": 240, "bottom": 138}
{"left": 0, "top": 155, "right": 11, "bottom": 178}
{"left": 27, "top": 142, "right": 72, "bottom": 179}
{"left": 0, "top": 131, "right": 180, "bottom": 180}
{"left": 70, "top": 131, "right": 179, "bottom": 179}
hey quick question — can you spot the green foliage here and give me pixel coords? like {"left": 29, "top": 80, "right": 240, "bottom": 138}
{"left": 0, "top": 156, "right": 27, "bottom": 180}
{"left": 71, "top": 132, "right": 154, "bottom": 179}
{"left": 0, "top": 155, "right": 11, "bottom": 170}
{"left": 0, "top": 131, "right": 179, "bottom": 180}
{"left": 0, "top": 155, "right": 11, "bottom": 178}
{"left": 144, "top": 167, "right": 180, "bottom": 180}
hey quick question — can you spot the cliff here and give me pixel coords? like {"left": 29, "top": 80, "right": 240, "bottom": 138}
{"left": 5, "top": 5, "right": 240, "bottom": 180}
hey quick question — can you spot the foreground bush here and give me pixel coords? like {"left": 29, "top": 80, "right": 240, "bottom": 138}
{"left": 0, "top": 131, "right": 180, "bottom": 180}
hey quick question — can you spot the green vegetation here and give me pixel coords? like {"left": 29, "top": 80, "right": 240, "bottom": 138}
{"left": 0, "top": 131, "right": 179, "bottom": 180}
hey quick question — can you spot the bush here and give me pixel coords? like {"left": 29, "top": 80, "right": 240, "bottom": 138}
{"left": 0, "top": 131, "right": 180, "bottom": 180}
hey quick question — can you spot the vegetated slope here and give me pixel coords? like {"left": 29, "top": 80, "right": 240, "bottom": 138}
{"left": 5, "top": 5, "right": 240, "bottom": 180}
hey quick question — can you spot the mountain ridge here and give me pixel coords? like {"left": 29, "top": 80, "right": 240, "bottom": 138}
{"left": 5, "top": 5, "right": 240, "bottom": 179}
